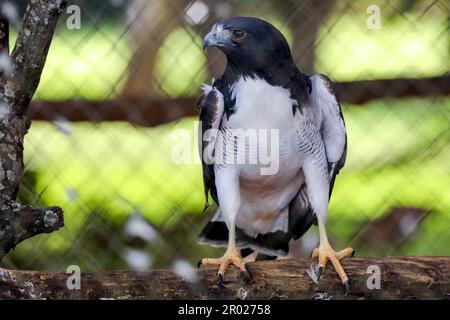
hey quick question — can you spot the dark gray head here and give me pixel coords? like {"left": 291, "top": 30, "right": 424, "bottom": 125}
{"left": 203, "top": 17, "right": 294, "bottom": 72}
{"left": 203, "top": 17, "right": 310, "bottom": 112}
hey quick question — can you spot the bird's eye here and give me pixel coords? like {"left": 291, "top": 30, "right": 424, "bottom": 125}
{"left": 231, "top": 29, "right": 247, "bottom": 41}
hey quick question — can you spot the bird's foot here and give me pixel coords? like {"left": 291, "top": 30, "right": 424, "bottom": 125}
{"left": 198, "top": 248, "right": 251, "bottom": 286}
{"left": 311, "top": 244, "right": 354, "bottom": 293}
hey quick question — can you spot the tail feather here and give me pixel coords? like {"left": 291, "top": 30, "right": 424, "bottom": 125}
{"left": 197, "top": 216, "right": 291, "bottom": 257}
{"left": 197, "top": 183, "right": 315, "bottom": 257}
{"left": 288, "top": 184, "right": 317, "bottom": 240}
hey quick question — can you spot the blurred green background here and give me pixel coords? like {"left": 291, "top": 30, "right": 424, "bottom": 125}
{"left": 2, "top": 0, "right": 449, "bottom": 271}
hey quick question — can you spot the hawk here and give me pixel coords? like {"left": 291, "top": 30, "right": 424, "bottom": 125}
{"left": 196, "top": 17, "right": 353, "bottom": 292}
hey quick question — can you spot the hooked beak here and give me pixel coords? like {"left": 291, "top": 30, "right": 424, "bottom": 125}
{"left": 203, "top": 30, "right": 218, "bottom": 50}
{"left": 203, "top": 25, "right": 231, "bottom": 51}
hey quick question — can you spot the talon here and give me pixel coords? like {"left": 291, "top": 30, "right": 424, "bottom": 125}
{"left": 317, "top": 266, "right": 323, "bottom": 281}
{"left": 197, "top": 260, "right": 203, "bottom": 268}
{"left": 311, "top": 245, "right": 353, "bottom": 287}
{"left": 343, "top": 280, "right": 350, "bottom": 295}
{"left": 199, "top": 248, "right": 247, "bottom": 283}
{"left": 351, "top": 249, "right": 355, "bottom": 257}
{"left": 243, "top": 263, "right": 252, "bottom": 280}
{"left": 217, "top": 273, "right": 224, "bottom": 287}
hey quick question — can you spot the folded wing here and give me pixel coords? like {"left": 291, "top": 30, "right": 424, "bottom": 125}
{"left": 196, "top": 84, "right": 225, "bottom": 209}
{"left": 288, "top": 74, "right": 347, "bottom": 241}
{"left": 309, "top": 74, "right": 347, "bottom": 195}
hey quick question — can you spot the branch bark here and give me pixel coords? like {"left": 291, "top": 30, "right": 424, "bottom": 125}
{"left": 0, "top": 257, "right": 448, "bottom": 299}
{"left": 0, "top": 202, "right": 63, "bottom": 258}
{"left": 0, "top": 0, "right": 66, "bottom": 260}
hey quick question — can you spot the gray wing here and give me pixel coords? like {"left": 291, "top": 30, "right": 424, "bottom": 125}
{"left": 196, "top": 84, "right": 225, "bottom": 210}
{"left": 288, "top": 74, "right": 347, "bottom": 239}
{"left": 310, "top": 73, "right": 347, "bottom": 195}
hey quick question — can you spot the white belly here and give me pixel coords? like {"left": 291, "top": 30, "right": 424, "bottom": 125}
{"left": 237, "top": 169, "right": 305, "bottom": 236}
{"left": 227, "top": 76, "right": 297, "bottom": 132}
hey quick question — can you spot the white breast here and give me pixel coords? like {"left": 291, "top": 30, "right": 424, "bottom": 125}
{"left": 226, "top": 76, "right": 298, "bottom": 134}
{"left": 216, "top": 76, "right": 308, "bottom": 236}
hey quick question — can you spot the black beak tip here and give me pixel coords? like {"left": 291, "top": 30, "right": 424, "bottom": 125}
{"left": 202, "top": 40, "right": 210, "bottom": 51}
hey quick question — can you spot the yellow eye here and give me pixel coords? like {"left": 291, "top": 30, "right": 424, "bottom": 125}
{"left": 231, "top": 29, "right": 247, "bottom": 40}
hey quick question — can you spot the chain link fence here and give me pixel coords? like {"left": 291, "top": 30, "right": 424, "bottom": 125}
{"left": 1, "top": 0, "right": 449, "bottom": 272}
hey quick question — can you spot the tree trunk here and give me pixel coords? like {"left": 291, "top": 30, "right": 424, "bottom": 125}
{"left": 0, "top": 0, "right": 65, "bottom": 260}
{"left": 0, "top": 257, "right": 448, "bottom": 299}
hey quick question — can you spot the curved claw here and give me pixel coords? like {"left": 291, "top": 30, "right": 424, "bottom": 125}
{"left": 200, "top": 249, "right": 248, "bottom": 286}
{"left": 343, "top": 280, "right": 350, "bottom": 295}
{"left": 311, "top": 245, "right": 353, "bottom": 287}
{"left": 351, "top": 249, "right": 355, "bottom": 257}
{"left": 243, "top": 263, "right": 252, "bottom": 280}
{"left": 217, "top": 273, "right": 224, "bottom": 287}
{"left": 197, "top": 260, "right": 203, "bottom": 268}
{"left": 317, "top": 266, "right": 323, "bottom": 281}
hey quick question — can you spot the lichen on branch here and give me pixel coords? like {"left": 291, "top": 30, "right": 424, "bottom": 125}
{"left": 0, "top": 0, "right": 67, "bottom": 260}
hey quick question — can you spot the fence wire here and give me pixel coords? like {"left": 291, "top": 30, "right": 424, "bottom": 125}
{"left": 1, "top": 0, "right": 449, "bottom": 272}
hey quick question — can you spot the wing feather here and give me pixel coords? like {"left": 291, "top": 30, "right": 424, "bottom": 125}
{"left": 310, "top": 74, "right": 347, "bottom": 196}
{"left": 287, "top": 74, "right": 347, "bottom": 240}
{"left": 197, "top": 84, "right": 225, "bottom": 209}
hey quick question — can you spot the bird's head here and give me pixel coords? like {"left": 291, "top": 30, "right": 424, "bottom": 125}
{"left": 203, "top": 17, "right": 293, "bottom": 71}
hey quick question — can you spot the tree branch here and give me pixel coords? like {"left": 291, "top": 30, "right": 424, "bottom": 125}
{"left": 0, "top": 0, "right": 66, "bottom": 260}
{"left": 28, "top": 76, "right": 450, "bottom": 127}
{"left": 5, "top": 0, "right": 67, "bottom": 114}
{"left": 0, "top": 257, "right": 448, "bottom": 299}
{"left": 0, "top": 202, "right": 63, "bottom": 259}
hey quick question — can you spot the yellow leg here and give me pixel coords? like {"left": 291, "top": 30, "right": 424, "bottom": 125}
{"left": 311, "top": 215, "right": 354, "bottom": 292}
{"left": 198, "top": 224, "right": 250, "bottom": 285}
